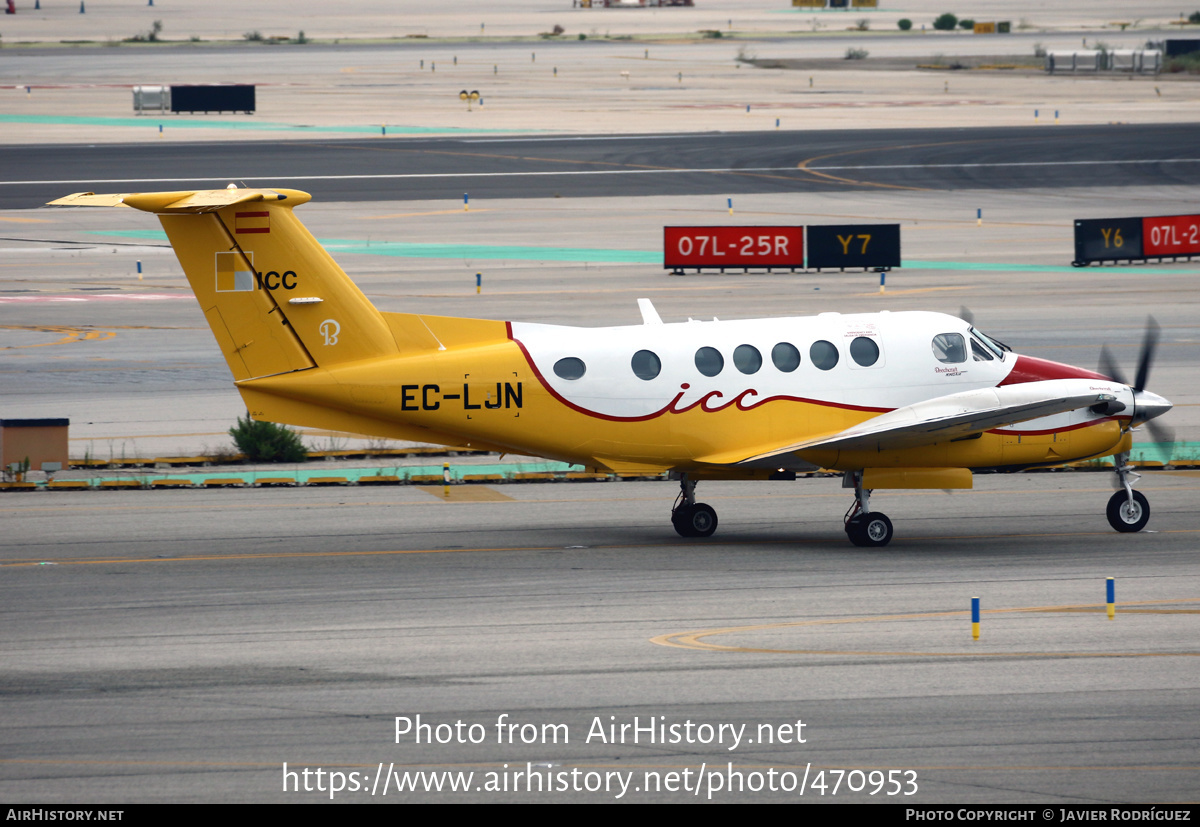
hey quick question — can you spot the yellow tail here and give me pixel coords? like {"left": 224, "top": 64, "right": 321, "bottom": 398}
{"left": 49, "top": 187, "right": 505, "bottom": 448}
{"left": 52, "top": 187, "right": 399, "bottom": 381}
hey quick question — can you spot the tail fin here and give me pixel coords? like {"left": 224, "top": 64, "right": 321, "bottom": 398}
{"left": 49, "top": 188, "right": 397, "bottom": 380}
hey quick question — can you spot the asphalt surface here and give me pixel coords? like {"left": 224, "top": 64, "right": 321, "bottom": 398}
{"left": 2, "top": 477, "right": 1198, "bottom": 803}
{"left": 5, "top": 124, "right": 1200, "bottom": 208}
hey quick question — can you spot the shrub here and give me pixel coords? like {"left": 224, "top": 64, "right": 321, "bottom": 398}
{"left": 855, "top": 18, "right": 870, "bottom": 31}
{"left": 243, "top": 30, "right": 264, "bottom": 42}
{"left": 958, "top": 19, "right": 975, "bottom": 30}
{"left": 126, "top": 19, "right": 162, "bottom": 42}
{"left": 898, "top": 18, "right": 913, "bottom": 31}
{"left": 844, "top": 47, "right": 869, "bottom": 60}
{"left": 932, "top": 13, "right": 957, "bottom": 31}
{"left": 229, "top": 415, "right": 308, "bottom": 463}
{"left": 1166, "top": 53, "right": 1200, "bottom": 73}
{"left": 1190, "top": 11, "right": 1200, "bottom": 23}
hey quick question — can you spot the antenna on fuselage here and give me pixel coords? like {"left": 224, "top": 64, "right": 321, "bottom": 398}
{"left": 637, "top": 298, "right": 663, "bottom": 325}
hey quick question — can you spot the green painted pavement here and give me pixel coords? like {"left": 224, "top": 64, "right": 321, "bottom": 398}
{"left": 0, "top": 113, "right": 512, "bottom": 135}
{"left": 64, "top": 460, "right": 586, "bottom": 489}
{"left": 92, "top": 230, "right": 659, "bottom": 264}
{"left": 322, "top": 239, "right": 659, "bottom": 264}
{"left": 89, "top": 232, "right": 1200, "bottom": 272}
{"left": 44, "top": 444, "right": 1197, "bottom": 490}
{"left": 1130, "top": 441, "right": 1200, "bottom": 463}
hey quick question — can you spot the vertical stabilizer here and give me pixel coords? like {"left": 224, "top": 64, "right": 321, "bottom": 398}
{"left": 152, "top": 190, "right": 398, "bottom": 379}
{"left": 49, "top": 188, "right": 404, "bottom": 381}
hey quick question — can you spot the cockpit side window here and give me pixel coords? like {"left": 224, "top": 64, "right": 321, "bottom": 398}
{"left": 932, "top": 333, "right": 966, "bottom": 364}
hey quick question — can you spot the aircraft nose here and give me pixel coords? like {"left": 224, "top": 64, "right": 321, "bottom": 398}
{"left": 1132, "top": 389, "right": 1172, "bottom": 426}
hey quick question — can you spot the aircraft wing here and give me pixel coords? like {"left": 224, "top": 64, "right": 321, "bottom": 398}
{"left": 726, "top": 379, "right": 1119, "bottom": 467}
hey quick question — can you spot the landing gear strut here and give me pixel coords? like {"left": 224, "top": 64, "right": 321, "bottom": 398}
{"left": 1107, "top": 452, "right": 1150, "bottom": 532}
{"left": 671, "top": 475, "right": 718, "bottom": 538}
{"left": 844, "top": 471, "right": 893, "bottom": 547}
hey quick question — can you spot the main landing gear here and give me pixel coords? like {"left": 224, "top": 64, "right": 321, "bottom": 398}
{"left": 1107, "top": 452, "right": 1151, "bottom": 533}
{"left": 844, "top": 471, "right": 893, "bottom": 548}
{"left": 671, "top": 475, "right": 718, "bottom": 538}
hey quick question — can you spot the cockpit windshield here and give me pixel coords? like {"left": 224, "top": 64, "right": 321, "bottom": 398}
{"left": 969, "top": 327, "right": 1008, "bottom": 361}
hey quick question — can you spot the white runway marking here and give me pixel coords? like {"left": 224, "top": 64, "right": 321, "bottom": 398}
{"left": 0, "top": 293, "right": 189, "bottom": 304}
{"left": 4, "top": 158, "right": 1198, "bottom": 187}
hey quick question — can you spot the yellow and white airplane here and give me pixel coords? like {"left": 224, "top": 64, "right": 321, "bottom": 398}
{"left": 50, "top": 187, "right": 1173, "bottom": 547}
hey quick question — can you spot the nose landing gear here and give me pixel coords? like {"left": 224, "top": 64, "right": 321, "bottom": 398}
{"left": 1107, "top": 452, "right": 1151, "bottom": 532}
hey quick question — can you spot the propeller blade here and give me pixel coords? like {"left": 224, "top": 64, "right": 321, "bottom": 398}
{"left": 1132, "top": 419, "right": 1175, "bottom": 465}
{"left": 1144, "top": 418, "right": 1175, "bottom": 451}
{"left": 1098, "top": 345, "right": 1127, "bottom": 386}
{"left": 958, "top": 306, "right": 975, "bottom": 327}
{"left": 1133, "top": 316, "right": 1159, "bottom": 392}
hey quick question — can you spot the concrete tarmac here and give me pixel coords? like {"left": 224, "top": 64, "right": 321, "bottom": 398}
{"left": 1, "top": 0, "right": 1193, "bottom": 43}
{"left": 4, "top": 10, "right": 1199, "bottom": 145}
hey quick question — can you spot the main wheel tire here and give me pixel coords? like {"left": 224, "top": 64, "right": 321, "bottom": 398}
{"left": 673, "top": 503, "right": 717, "bottom": 538}
{"left": 687, "top": 503, "right": 718, "bottom": 537}
{"left": 860, "top": 513, "right": 893, "bottom": 547}
{"left": 845, "top": 515, "right": 867, "bottom": 546}
{"left": 846, "top": 513, "right": 893, "bottom": 547}
{"left": 1107, "top": 490, "right": 1150, "bottom": 533}
{"left": 671, "top": 505, "right": 693, "bottom": 537}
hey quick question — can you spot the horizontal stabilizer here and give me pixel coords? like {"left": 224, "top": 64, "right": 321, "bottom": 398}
{"left": 48, "top": 188, "right": 308, "bottom": 213}
{"left": 46, "top": 192, "right": 130, "bottom": 208}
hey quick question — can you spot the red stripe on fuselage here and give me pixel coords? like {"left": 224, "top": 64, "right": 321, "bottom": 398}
{"left": 998, "top": 354, "right": 1109, "bottom": 386}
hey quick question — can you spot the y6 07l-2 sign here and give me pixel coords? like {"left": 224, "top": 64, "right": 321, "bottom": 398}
{"left": 1074, "top": 214, "right": 1200, "bottom": 265}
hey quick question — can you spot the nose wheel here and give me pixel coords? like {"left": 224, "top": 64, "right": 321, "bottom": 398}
{"left": 1108, "top": 453, "right": 1151, "bottom": 533}
{"left": 1107, "top": 489, "right": 1149, "bottom": 532}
